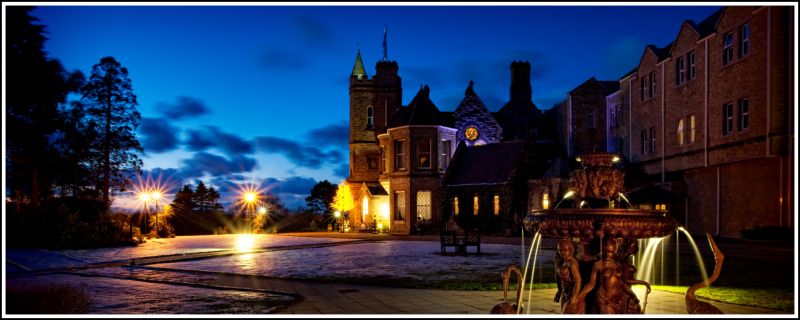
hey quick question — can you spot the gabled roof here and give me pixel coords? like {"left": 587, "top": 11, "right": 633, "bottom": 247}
{"left": 390, "top": 85, "right": 445, "bottom": 127}
{"left": 443, "top": 140, "right": 526, "bottom": 186}
{"left": 598, "top": 80, "right": 620, "bottom": 95}
{"left": 620, "top": 67, "right": 638, "bottom": 80}
{"left": 454, "top": 80, "right": 500, "bottom": 127}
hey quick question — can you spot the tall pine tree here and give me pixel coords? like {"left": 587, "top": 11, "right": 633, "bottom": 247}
{"left": 81, "top": 56, "right": 143, "bottom": 208}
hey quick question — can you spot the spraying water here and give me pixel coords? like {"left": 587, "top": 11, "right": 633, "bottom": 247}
{"left": 618, "top": 192, "right": 633, "bottom": 208}
{"left": 518, "top": 232, "right": 540, "bottom": 314}
{"left": 678, "top": 227, "right": 710, "bottom": 286}
{"left": 526, "top": 233, "right": 543, "bottom": 314}
{"left": 636, "top": 237, "right": 664, "bottom": 284}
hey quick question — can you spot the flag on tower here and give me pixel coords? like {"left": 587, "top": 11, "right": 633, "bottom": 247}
{"left": 382, "top": 25, "right": 388, "bottom": 61}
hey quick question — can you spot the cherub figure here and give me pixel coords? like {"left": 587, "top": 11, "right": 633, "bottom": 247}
{"left": 574, "top": 237, "right": 650, "bottom": 314}
{"left": 553, "top": 237, "right": 584, "bottom": 314}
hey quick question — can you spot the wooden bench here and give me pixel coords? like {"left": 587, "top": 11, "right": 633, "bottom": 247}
{"left": 440, "top": 230, "right": 460, "bottom": 255}
{"left": 461, "top": 229, "right": 481, "bottom": 255}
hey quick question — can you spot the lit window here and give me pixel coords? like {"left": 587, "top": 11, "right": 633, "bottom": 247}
{"left": 394, "top": 191, "right": 405, "bottom": 220}
{"left": 723, "top": 32, "right": 734, "bottom": 65}
{"left": 723, "top": 103, "right": 734, "bottom": 135}
{"left": 453, "top": 197, "right": 460, "bottom": 216}
{"left": 689, "top": 115, "right": 696, "bottom": 143}
{"left": 677, "top": 119, "right": 685, "bottom": 145}
{"left": 416, "top": 191, "right": 431, "bottom": 220}
{"left": 362, "top": 197, "right": 369, "bottom": 222}
{"left": 366, "top": 106, "right": 374, "bottom": 129}
{"left": 416, "top": 139, "right": 431, "bottom": 169}
{"left": 439, "top": 139, "right": 451, "bottom": 171}
{"left": 739, "top": 24, "right": 750, "bottom": 58}
{"left": 473, "top": 196, "right": 480, "bottom": 216}
{"left": 542, "top": 193, "right": 550, "bottom": 210}
{"left": 394, "top": 140, "right": 406, "bottom": 171}
{"left": 738, "top": 99, "right": 749, "bottom": 131}
{"left": 493, "top": 195, "right": 500, "bottom": 215}
{"left": 687, "top": 51, "right": 696, "bottom": 80}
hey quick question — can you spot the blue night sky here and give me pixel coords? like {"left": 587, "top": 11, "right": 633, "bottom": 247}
{"left": 29, "top": 4, "right": 720, "bottom": 210}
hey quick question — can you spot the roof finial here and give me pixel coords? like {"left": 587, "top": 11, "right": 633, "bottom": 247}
{"left": 382, "top": 25, "right": 388, "bottom": 61}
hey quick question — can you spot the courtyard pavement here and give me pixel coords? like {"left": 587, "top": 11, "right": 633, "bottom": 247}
{"left": 5, "top": 233, "right": 795, "bottom": 315}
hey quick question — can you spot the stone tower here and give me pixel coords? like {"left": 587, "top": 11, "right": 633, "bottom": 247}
{"left": 348, "top": 50, "right": 402, "bottom": 185}
{"left": 498, "top": 61, "right": 542, "bottom": 141}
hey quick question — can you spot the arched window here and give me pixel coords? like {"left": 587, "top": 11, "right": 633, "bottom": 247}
{"left": 367, "top": 106, "right": 374, "bottom": 129}
{"left": 362, "top": 197, "right": 369, "bottom": 222}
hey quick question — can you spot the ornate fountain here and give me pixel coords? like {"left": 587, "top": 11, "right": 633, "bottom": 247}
{"left": 521, "top": 152, "right": 718, "bottom": 314}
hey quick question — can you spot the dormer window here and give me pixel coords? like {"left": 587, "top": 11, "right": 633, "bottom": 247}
{"left": 366, "top": 106, "right": 374, "bottom": 129}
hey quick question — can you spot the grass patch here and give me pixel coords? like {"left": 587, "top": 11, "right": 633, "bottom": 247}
{"left": 652, "top": 285, "right": 794, "bottom": 311}
{"left": 6, "top": 284, "right": 92, "bottom": 314}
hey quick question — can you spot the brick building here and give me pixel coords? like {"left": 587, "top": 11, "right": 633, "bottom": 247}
{"left": 346, "top": 45, "right": 545, "bottom": 234}
{"left": 564, "top": 6, "right": 794, "bottom": 238}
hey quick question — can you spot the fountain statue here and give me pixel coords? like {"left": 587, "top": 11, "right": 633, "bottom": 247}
{"left": 521, "top": 152, "right": 724, "bottom": 314}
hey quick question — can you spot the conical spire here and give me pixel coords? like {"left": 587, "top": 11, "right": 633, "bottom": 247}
{"left": 352, "top": 49, "right": 366, "bottom": 80}
{"left": 465, "top": 80, "right": 476, "bottom": 96}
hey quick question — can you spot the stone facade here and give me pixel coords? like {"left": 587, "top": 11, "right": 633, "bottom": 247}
{"left": 454, "top": 81, "right": 503, "bottom": 147}
{"left": 564, "top": 6, "right": 794, "bottom": 238}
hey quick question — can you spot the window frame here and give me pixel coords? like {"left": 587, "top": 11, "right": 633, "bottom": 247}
{"left": 739, "top": 23, "right": 750, "bottom": 58}
{"left": 394, "top": 139, "right": 406, "bottom": 171}
{"left": 439, "top": 139, "right": 451, "bottom": 172}
{"left": 493, "top": 195, "right": 500, "bottom": 216}
{"left": 649, "top": 71, "right": 656, "bottom": 97}
{"left": 723, "top": 32, "right": 734, "bottom": 65}
{"left": 416, "top": 190, "right": 431, "bottom": 220}
{"left": 415, "top": 138, "right": 432, "bottom": 169}
{"left": 676, "top": 56, "right": 686, "bottom": 85}
{"left": 738, "top": 98, "right": 749, "bottom": 132}
{"left": 366, "top": 106, "right": 374, "bottom": 129}
{"left": 649, "top": 127, "right": 656, "bottom": 153}
{"left": 394, "top": 191, "right": 405, "bottom": 221}
{"left": 689, "top": 114, "right": 696, "bottom": 143}
{"left": 473, "top": 195, "right": 480, "bottom": 216}
{"left": 677, "top": 118, "right": 685, "bottom": 146}
{"left": 687, "top": 51, "right": 696, "bottom": 81}
{"left": 723, "top": 102, "right": 734, "bottom": 135}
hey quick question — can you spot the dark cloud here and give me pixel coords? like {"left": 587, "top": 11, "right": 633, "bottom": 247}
{"left": 139, "top": 117, "right": 180, "bottom": 153}
{"left": 156, "top": 96, "right": 210, "bottom": 120}
{"left": 185, "top": 125, "right": 255, "bottom": 154}
{"left": 291, "top": 15, "right": 333, "bottom": 47}
{"left": 306, "top": 122, "right": 349, "bottom": 147}
{"left": 254, "top": 136, "right": 342, "bottom": 169}
{"left": 257, "top": 48, "right": 309, "bottom": 71}
{"left": 179, "top": 152, "right": 258, "bottom": 178}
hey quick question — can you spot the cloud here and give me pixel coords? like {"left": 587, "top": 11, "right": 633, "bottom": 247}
{"left": 185, "top": 125, "right": 255, "bottom": 154}
{"left": 306, "top": 122, "right": 349, "bottom": 147}
{"left": 291, "top": 15, "right": 333, "bottom": 47}
{"left": 260, "top": 176, "right": 317, "bottom": 195}
{"left": 179, "top": 152, "right": 258, "bottom": 178}
{"left": 139, "top": 117, "right": 180, "bottom": 153}
{"left": 257, "top": 47, "right": 309, "bottom": 71}
{"left": 156, "top": 96, "right": 210, "bottom": 120}
{"left": 254, "top": 136, "right": 342, "bottom": 169}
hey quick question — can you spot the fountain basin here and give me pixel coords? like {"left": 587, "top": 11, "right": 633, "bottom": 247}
{"left": 523, "top": 209, "right": 679, "bottom": 241}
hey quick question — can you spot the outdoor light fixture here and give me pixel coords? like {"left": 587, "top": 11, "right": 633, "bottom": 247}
{"left": 554, "top": 190, "right": 575, "bottom": 209}
{"left": 576, "top": 157, "right": 582, "bottom": 162}
{"left": 612, "top": 156, "right": 620, "bottom": 163}
{"left": 542, "top": 193, "right": 550, "bottom": 210}
{"left": 244, "top": 192, "right": 257, "bottom": 203}
{"left": 334, "top": 211, "right": 341, "bottom": 218}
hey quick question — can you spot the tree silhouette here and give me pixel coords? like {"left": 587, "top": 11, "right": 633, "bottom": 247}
{"left": 305, "top": 180, "right": 336, "bottom": 215}
{"left": 6, "top": 6, "right": 85, "bottom": 207}
{"left": 81, "top": 56, "right": 143, "bottom": 208}
{"left": 195, "top": 181, "right": 209, "bottom": 214}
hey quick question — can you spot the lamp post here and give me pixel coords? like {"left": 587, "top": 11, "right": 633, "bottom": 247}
{"left": 243, "top": 192, "right": 257, "bottom": 234}
{"left": 151, "top": 191, "right": 162, "bottom": 236}
{"left": 138, "top": 191, "right": 152, "bottom": 235}
{"left": 334, "top": 211, "right": 341, "bottom": 232}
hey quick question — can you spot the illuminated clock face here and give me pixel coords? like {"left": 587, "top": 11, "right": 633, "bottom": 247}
{"left": 465, "top": 126, "right": 479, "bottom": 141}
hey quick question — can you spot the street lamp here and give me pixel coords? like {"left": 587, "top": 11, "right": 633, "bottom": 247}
{"left": 138, "top": 191, "right": 152, "bottom": 235}
{"left": 334, "top": 211, "right": 341, "bottom": 232}
{"left": 243, "top": 192, "right": 258, "bottom": 233}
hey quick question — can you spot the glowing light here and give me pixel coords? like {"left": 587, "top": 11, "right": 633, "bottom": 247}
{"left": 377, "top": 222, "right": 383, "bottom": 230}
{"left": 151, "top": 191, "right": 162, "bottom": 201}
{"left": 244, "top": 192, "right": 257, "bottom": 203}
{"left": 139, "top": 192, "right": 151, "bottom": 202}
{"left": 331, "top": 181, "right": 355, "bottom": 213}
{"left": 379, "top": 203, "right": 389, "bottom": 219}
{"left": 542, "top": 193, "right": 550, "bottom": 209}
{"left": 612, "top": 156, "right": 620, "bottom": 163}
{"left": 334, "top": 211, "right": 341, "bottom": 218}
{"left": 579, "top": 200, "right": 587, "bottom": 208}
{"left": 258, "top": 206, "right": 267, "bottom": 215}
{"left": 575, "top": 157, "right": 582, "bottom": 162}
{"left": 554, "top": 190, "right": 575, "bottom": 209}
{"left": 235, "top": 234, "right": 256, "bottom": 252}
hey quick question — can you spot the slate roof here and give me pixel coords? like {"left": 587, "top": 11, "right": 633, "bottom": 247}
{"left": 443, "top": 140, "right": 526, "bottom": 186}
{"left": 647, "top": 42, "right": 674, "bottom": 62}
{"left": 390, "top": 85, "right": 451, "bottom": 127}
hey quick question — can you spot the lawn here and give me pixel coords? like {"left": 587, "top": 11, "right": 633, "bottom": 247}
{"left": 652, "top": 285, "right": 794, "bottom": 311}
